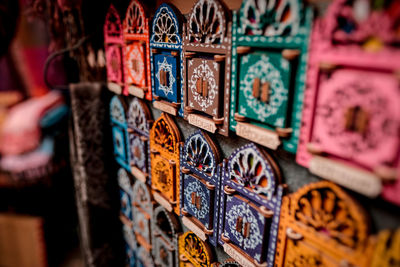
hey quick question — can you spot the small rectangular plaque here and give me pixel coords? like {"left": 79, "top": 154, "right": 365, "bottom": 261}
{"left": 128, "top": 85, "right": 145, "bottom": 99}
{"left": 310, "top": 156, "right": 382, "bottom": 198}
{"left": 223, "top": 243, "right": 256, "bottom": 267}
{"left": 131, "top": 166, "right": 147, "bottom": 183}
{"left": 153, "top": 191, "right": 173, "bottom": 212}
{"left": 153, "top": 101, "right": 177, "bottom": 116}
{"left": 182, "top": 216, "right": 207, "bottom": 241}
{"left": 188, "top": 114, "right": 217, "bottom": 133}
{"left": 108, "top": 82, "right": 122, "bottom": 95}
{"left": 236, "top": 122, "right": 281, "bottom": 150}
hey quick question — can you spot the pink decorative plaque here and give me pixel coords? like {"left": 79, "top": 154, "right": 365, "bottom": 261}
{"left": 296, "top": 0, "right": 400, "bottom": 204}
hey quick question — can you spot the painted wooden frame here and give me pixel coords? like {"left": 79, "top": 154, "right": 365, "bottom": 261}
{"left": 152, "top": 206, "right": 182, "bottom": 267}
{"left": 150, "top": 4, "right": 184, "bottom": 117}
{"left": 118, "top": 168, "right": 134, "bottom": 226}
{"left": 128, "top": 97, "right": 153, "bottom": 184}
{"left": 132, "top": 179, "right": 154, "bottom": 253}
{"left": 229, "top": 0, "right": 313, "bottom": 152}
{"left": 296, "top": 0, "right": 400, "bottom": 202}
{"left": 110, "top": 96, "right": 130, "bottom": 171}
{"left": 104, "top": 5, "right": 126, "bottom": 95}
{"left": 275, "top": 181, "right": 375, "bottom": 267}
{"left": 182, "top": 0, "right": 232, "bottom": 136}
{"left": 180, "top": 130, "right": 222, "bottom": 246}
{"left": 178, "top": 231, "right": 214, "bottom": 267}
{"left": 150, "top": 113, "right": 182, "bottom": 215}
{"left": 123, "top": 223, "right": 138, "bottom": 267}
{"left": 218, "top": 143, "right": 284, "bottom": 267}
{"left": 123, "top": 0, "right": 152, "bottom": 100}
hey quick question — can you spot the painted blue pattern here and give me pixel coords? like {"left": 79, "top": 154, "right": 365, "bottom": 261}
{"left": 154, "top": 54, "right": 178, "bottom": 102}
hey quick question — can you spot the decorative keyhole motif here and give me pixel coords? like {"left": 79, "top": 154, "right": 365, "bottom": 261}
{"left": 134, "top": 146, "right": 141, "bottom": 159}
{"left": 191, "top": 192, "right": 201, "bottom": 210}
{"left": 344, "top": 105, "right": 369, "bottom": 135}
{"left": 159, "top": 70, "right": 169, "bottom": 87}
{"left": 132, "top": 59, "right": 140, "bottom": 73}
{"left": 196, "top": 77, "right": 209, "bottom": 97}
{"left": 235, "top": 216, "right": 251, "bottom": 238}
{"left": 252, "top": 77, "right": 270, "bottom": 103}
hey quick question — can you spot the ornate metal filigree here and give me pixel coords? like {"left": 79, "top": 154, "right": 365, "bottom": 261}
{"left": 184, "top": 133, "right": 215, "bottom": 175}
{"left": 153, "top": 5, "right": 179, "bottom": 43}
{"left": 294, "top": 187, "right": 365, "bottom": 249}
{"left": 180, "top": 232, "right": 211, "bottom": 267}
{"left": 188, "top": 0, "right": 226, "bottom": 43}
{"left": 229, "top": 146, "right": 275, "bottom": 198}
{"left": 154, "top": 118, "right": 174, "bottom": 153}
{"left": 125, "top": 0, "right": 146, "bottom": 34}
{"left": 240, "top": 0, "right": 300, "bottom": 36}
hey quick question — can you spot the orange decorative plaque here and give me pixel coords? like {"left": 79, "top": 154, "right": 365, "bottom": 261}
{"left": 179, "top": 231, "right": 214, "bottom": 267}
{"left": 275, "top": 181, "right": 375, "bottom": 267}
{"left": 150, "top": 113, "right": 182, "bottom": 215}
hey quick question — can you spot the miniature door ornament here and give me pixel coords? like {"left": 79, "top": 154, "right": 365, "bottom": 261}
{"left": 132, "top": 180, "right": 153, "bottom": 252}
{"left": 110, "top": 96, "right": 130, "bottom": 171}
{"left": 123, "top": 0, "right": 152, "bottom": 100}
{"left": 104, "top": 5, "right": 125, "bottom": 95}
{"left": 218, "top": 143, "right": 285, "bottom": 267}
{"left": 123, "top": 223, "right": 138, "bottom": 267}
{"left": 296, "top": 0, "right": 400, "bottom": 202}
{"left": 150, "top": 4, "right": 184, "bottom": 116}
{"left": 229, "top": 0, "right": 313, "bottom": 152}
{"left": 128, "top": 97, "right": 153, "bottom": 184}
{"left": 183, "top": 0, "right": 232, "bottom": 136}
{"left": 118, "top": 168, "right": 134, "bottom": 226}
{"left": 152, "top": 206, "right": 182, "bottom": 267}
{"left": 180, "top": 130, "right": 222, "bottom": 246}
{"left": 150, "top": 113, "right": 182, "bottom": 215}
{"left": 274, "top": 181, "right": 375, "bottom": 267}
{"left": 178, "top": 231, "right": 215, "bottom": 267}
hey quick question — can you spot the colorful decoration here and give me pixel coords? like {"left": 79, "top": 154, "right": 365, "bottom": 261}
{"left": 123, "top": 223, "right": 138, "bottom": 267}
{"left": 178, "top": 231, "right": 214, "bottom": 267}
{"left": 150, "top": 113, "right": 182, "bottom": 215}
{"left": 123, "top": 0, "right": 152, "bottom": 100}
{"left": 218, "top": 143, "right": 284, "bottom": 267}
{"left": 128, "top": 97, "right": 153, "bottom": 184}
{"left": 132, "top": 180, "right": 153, "bottom": 253}
{"left": 275, "top": 181, "right": 375, "bottom": 267}
{"left": 152, "top": 206, "right": 182, "bottom": 267}
{"left": 110, "top": 96, "right": 130, "bottom": 171}
{"left": 371, "top": 228, "right": 400, "bottom": 267}
{"left": 180, "top": 130, "right": 222, "bottom": 246}
{"left": 229, "top": 0, "right": 313, "bottom": 152}
{"left": 296, "top": 0, "right": 400, "bottom": 201}
{"left": 104, "top": 5, "right": 126, "bottom": 95}
{"left": 183, "top": 0, "right": 232, "bottom": 136}
{"left": 150, "top": 4, "right": 184, "bottom": 117}
{"left": 118, "top": 168, "right": 134, "bottom": 226}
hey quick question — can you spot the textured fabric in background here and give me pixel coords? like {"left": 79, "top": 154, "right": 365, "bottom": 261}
{"left": 69, "top": 82, "right": 123, "bottom": 267}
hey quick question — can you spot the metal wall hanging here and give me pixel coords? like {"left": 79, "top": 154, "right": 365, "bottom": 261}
{"left": 123, "top": 0, "right": 152, "bottom": 100}
{"left": 275, "top": 181, "right": 375, "bottom": 267}
{"left": 118, "top": 168, "right": 134, "bottom": 226}
{"left": 183, "top": 0, "right": 232, "bottom": 136}
{"left": 150, "top": 113, "right": 183, "bottom": 215}
{"left": 104, "top": 5, "right": 126, "bottom": 95}
{"left": 178, "top": 231, "right": 215, "bottom": 267}
{"left": 110, "top": 96, "right": 130, "bottom": 171}
{"left": 128, "top": 97, "right": 153, "bottom": 184}
{"left": 180, "top": 130, "right": 222, "bottom": 246}
{"left": 152, "top": 206, "right": 182, "bottom": 267}
{"left": 229, "top": 0, "right": 313, "bottom": 152}
{"left": 218, "top": 143, "right": 284, "bottom": 267}
{"left": 296, "top": 0, "right": 400, "bottom": 202}
{"left": 150, "top": 4, "right": 184, "bottom": 117}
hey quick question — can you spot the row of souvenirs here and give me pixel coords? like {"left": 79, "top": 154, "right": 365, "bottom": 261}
{"left": 112, "top": 95, "right": 399, "bottom": 267}
{"left": 105, "top": 0, "right": 400, "bottom": 206}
